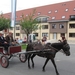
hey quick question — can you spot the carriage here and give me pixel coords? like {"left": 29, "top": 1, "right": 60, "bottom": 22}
{"left": 0, "top": 46, "right": 26, "bottom": 68}
{"left": 0, "top": 44, "right": 53, "bottom": 68}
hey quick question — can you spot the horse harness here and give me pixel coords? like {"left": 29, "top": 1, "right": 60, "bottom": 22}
{"left": 49, "top": 45, "right": 59, "bottom": 52}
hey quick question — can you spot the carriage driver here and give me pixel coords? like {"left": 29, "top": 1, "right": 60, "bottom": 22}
{"left": 0, "top": 31, "right": 10, "bottom": 53}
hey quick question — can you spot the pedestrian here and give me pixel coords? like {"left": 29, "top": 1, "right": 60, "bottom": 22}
{"left": 42, "top": 35, "right": 47, "bottom": 42}
{"left": 58, "top": 35, "right": 67, "bottom": 43}
{"left": 0, "top": 31, "right": 10, "bottom": 53}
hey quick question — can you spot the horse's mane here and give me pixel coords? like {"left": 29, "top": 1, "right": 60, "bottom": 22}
{"left": 51, "top": 42, "right": 64, "bottom": 50}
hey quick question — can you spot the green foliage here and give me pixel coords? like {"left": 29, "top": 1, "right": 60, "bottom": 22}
{"left": 21, "top": 44, "right": 27, "bottom": 50}
{"left": 20, "top": 9, "right": 39, "bottom": 35}
{"left": 0, "top": 14, "right": 10, "bottom": 31}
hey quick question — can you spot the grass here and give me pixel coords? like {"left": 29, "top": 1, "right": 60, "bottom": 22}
{"left": 21, "top": 44, "right": 27, "bottom": 50}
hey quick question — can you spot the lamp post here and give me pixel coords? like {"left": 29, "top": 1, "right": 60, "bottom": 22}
{"left": 11, "top": 0, "right": 17, "bottom": 39}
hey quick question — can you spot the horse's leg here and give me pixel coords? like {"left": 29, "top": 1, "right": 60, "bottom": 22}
{"left": 42, "top": 58, "right": 49, "bottom": 71}
{"left": 25, "top": 54, "right": 28, "bottom": 62}
{"left": 31, "top": 54, "right": 36, "bottom": 68}
{"left": 51, "top": 58, "right": 59, "bottom": 75}
{"left": 28, "top": 54, "right": 31, "bottom": 69}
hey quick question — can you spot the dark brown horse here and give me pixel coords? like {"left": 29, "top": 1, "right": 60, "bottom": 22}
{"left": 26, "top": 40, "right": 70, "bottom": 75}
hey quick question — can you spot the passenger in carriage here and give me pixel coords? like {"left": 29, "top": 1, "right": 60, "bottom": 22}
{"left": 5, "top": 32, "right": 19, "bottom": 46}
{"left": 0, "top": 31, "right": 10, "bottom": 53}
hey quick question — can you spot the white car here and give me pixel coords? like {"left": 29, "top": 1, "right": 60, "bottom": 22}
{"left": 17, "top": 39, "right": 23, "bottom": 44}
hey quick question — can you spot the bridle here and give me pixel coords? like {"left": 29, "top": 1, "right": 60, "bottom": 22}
{"left": 63, "top": 43, "right": 70, "bottom": 51}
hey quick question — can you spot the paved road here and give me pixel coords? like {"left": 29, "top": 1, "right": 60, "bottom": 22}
{"left": 0, "top": 44, "right": 75, "bottom": 75}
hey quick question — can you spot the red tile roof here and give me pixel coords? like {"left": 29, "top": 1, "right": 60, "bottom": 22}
{"left": 3, "top": 0, "right": 75, "bottom": 21}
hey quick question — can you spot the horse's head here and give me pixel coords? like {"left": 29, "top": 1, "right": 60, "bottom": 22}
{"left": 62, "top": 43, "right": 70, "bottom": 56}
{"left": 62, "top": 40, "right": 70, "bottom": 56}
{"left": 47, "top": 40, "right": 70, "bottom": 56}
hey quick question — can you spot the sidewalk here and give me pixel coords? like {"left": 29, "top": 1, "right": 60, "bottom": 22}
{"left": 68, "top": 41, "right": 75, "bottom": 44}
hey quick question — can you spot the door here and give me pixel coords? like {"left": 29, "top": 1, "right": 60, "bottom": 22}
{"left": 53, "top": 33, "right": 57, "bottom": 39}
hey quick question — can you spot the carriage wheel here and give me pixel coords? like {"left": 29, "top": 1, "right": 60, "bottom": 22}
{"left": 19, "top": 54, "right": 27, "bottom": 63}
{"left": 1, "top": 56, "right": 9, "bottom": 68}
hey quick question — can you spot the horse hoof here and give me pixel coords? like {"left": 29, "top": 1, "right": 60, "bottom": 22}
{"left": 42, "top": 69, "right": 45, "bottom": 72}
{"left": 32, "top": 66, "right": 34, "bottom": 68}
{"left": 32, "top": 64, "right": 34, "bottom": 68}
{"left": 57, "top": 73, "right": 59, "bottom": 75}
{"left": 28, "top": 66, "right": 31, "bottom": 69}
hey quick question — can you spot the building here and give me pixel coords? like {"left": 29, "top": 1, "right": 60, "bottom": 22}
{"left": 2, "top": 0, "right": 75, "bottom": 41}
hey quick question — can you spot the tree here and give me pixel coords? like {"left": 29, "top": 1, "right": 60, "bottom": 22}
{"left": 20, "top": 9, "right": 39, "bottom": 42}
{"left": 0, "top": 14, "right": 10, "bottom": 31}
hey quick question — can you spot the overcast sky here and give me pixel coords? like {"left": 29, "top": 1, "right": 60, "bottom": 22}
{"left": 0, "top": 0, "right": 72, "bottom": 14}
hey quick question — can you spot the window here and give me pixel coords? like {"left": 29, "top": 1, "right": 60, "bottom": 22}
{"left": 42, "top": 33, "right": 48, "bottom": 37}
{"left": 20, "top": 16, "right": 22, "bottom": 18}
{"left": 65, "top": 8, "right": 68, "bottom": 11}
{"left": 42, "top": 25, "right": 48, "bottom": 29}
{"left": 74, "top": 7, "right": 75, "bottom": 11}
{"left": 52, "top": 24, "right": 56, "bottom": 29}
{"left": 52, "top": 17, "right": 55, "bottom": 19}
{"left": 62, "top": 16, "right": 65, "bottom": 19}
{"left": 70, "top": 15, "right": 75, "bottom": 18}
{"left": 69, "top": 33, "right": 75, "bottom": 37}
{"left": 59, "top": 24, "right": 64, "bottom": 28}
{"left": 38, "top": 12, "right": 40, "bottom": 15}
{"left": 26, "top": 15, "right": 28, "bottom": 16}
{"left": 33, "top": 33, "right": 38, "bottom": 37}
{"left": 53, "top": 33, "right": 57, "bottom": 39}
{"left": 36, "top": 18, "right": 41, "bottom": 23}
{"left": 16, "top": 33, "right": 20, "bottom": 36}
{"left": 69, "top": 24, "right": 75, "bottom": 28}
{"left": 48, "top": 11, "right": 51, "bottom": 14}
{"left": 55, "top": 10, "right": 58, "bottom": 12}
{"left": 16, "top": 27, "right": 20, "bottom": 30}
{"left": 70, "top": 15, "right": 75, "bottom": 20}
{"left": 41, "top": 18, "right": 48, "bottom": 23}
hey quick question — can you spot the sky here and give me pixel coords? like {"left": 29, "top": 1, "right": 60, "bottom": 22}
{"left": 0, "top": 0, "right": 72, "bottom": 14}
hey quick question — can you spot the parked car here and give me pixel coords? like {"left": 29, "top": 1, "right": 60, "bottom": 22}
{"left": 17, "top": 39, "right": 23, "bottom": 44}
{"left": 22, "top": 40, "right": 27, "bottom": 43}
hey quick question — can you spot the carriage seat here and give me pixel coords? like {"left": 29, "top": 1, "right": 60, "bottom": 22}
{"left": 0, "top": 46, "right": 4, "bottom": 53}
{"left": 0, "top": 45, "right": 21, "bottom": 55}
{"left": 8, "top": 46, "right": 21, "bottom": 54}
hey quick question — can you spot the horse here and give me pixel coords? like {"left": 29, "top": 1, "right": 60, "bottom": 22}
{"left": 26, "top": 40, "right": 70, "bottom": 75}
